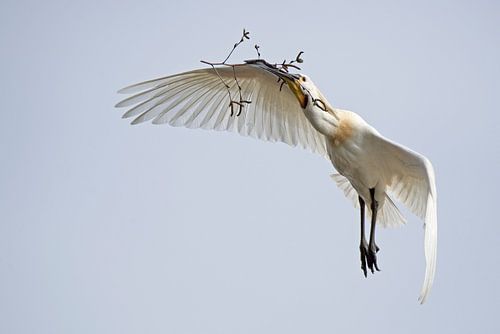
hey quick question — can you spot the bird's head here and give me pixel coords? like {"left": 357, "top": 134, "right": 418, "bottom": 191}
{"left": 262, "top": 63, "right": 323, "bottom": 110}
{"left": 281, "top": 74, "right": 332, "bottom": 114}
{"left": 281, "top": 74, "right": 316, "bottom": 109}
{"left": 258, "top": 61, "right": 317, "bottom": 110}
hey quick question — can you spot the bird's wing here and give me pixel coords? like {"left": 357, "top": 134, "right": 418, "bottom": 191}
{"left": 330, "top": 174, "right": 407, "bottom": 228}
{"left": 115, "top": 64, "right": 328, "bottom": 157}
{"left": 369, "top": 134, "right": 437, "bottom": 304}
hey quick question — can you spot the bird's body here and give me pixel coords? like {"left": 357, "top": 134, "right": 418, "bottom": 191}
{"left": 116, "top": 60, "right": 437, "bottom": 303}
{"left": 327, "top": 112, "right": 385, "bottom": 202}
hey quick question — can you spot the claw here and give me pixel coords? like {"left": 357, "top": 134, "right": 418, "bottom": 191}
{"left": 366, "top": 245, "right": 381, "bottom": 273}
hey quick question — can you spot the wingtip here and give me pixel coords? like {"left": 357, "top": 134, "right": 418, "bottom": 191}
{"left": 130, "top": 117, "right": 142, "bottom": 125}
{"left": 117, "top": 84, "right": 142, "bottom": 94}
{"left": 117, "top": 87, "right": 130, "bottom": 94}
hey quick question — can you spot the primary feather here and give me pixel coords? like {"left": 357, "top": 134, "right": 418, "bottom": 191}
{"left": 116, "top": 64, "right": 327, "bottom": 156}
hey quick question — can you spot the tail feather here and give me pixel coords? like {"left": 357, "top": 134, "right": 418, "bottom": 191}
{"left": 379, "top": 195, "right": 407, "bottom": 228}
{"left": 330, "top": 174, "right": 406, "bottom": 228}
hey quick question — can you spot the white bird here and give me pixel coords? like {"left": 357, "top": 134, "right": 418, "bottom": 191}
{"left": 116, "top": 59, "right": 437, "bottom": 303}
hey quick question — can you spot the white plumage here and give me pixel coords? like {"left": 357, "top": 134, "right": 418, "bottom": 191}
{"left": 116, "top": 65, "right": 327, "bottom": 156}
{"left": 116, "top": 61, "right": 437, "bottom": 303}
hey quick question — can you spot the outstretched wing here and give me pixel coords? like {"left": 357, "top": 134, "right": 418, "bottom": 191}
{"left": 370, "top": 134, "right": 438, "bottom": 304}
{"left": 115, "top": 63, "right": 327, "bottom": 157}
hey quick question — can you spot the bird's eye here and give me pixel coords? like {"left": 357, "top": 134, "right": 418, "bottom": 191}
{"left": 301, "top": 77, "right": 306, "bottom": 82}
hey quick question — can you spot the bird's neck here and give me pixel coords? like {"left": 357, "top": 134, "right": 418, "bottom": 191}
{"left": 303, "top": 94, "right": 341, "bottom": 136}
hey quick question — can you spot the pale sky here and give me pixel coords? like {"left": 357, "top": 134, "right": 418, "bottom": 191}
{"left": 1, "top": 0, "right": 499, "bottom": 333}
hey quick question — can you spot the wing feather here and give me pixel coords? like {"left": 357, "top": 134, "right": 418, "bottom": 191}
{"left": 132, "top": 77, "right": 219, "bottom": 124}
{"left": 117, "top": 70, "right": 201, "bottom": 94}
{"left": 185, "top": 85, "right": 226, "bottom": 128}
{"left": 116, "top": 64, "right": 327, "bottom": 157}
{"left": 116, "top": 74, "right": 202, "bottom": 108}
{"left": 123, "top": 75, "right": 214, "bottom": 119}
{"left": 369, "top": 135, "right": 437, "bottom": 303}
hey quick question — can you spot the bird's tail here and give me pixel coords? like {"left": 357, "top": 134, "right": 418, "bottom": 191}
{"left": 330, "top": 173, "right": 406, "bottom": 228}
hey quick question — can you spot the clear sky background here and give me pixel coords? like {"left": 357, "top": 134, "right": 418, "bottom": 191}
{"left": 1, "top": 0, "right": 499, "bottom": 333}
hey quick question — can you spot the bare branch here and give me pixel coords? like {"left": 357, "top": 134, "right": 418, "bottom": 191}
{"left": 222, "top": 28, "right": 250, "bottom": 64}
{"left": 200, "top": 31, "right": 308, "bottom": 117}
{"left": 200, "top": 29, "right": 254, "bottom": 116}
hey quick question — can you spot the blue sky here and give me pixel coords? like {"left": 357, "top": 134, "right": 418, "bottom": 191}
{"left": 1, "top": 0, "right": 499, "bottom": 333}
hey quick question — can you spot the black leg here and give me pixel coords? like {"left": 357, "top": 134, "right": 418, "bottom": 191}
{"left": 367, "top": 188, "right": 381, "bottom": 273}
{"left": 359, "top": 196, "right": 368, "bottom": 277}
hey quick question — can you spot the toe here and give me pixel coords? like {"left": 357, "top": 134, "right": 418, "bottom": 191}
{"left": 359, "top": 246, "right": 368, "bottom": 277}
{"left": 366, "top": 248, "right": 380, "bottom": 274}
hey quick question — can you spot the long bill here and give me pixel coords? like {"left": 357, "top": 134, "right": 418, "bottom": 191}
{"left": 281, "top": 76, "right": 308, "bottom": 108}
{"left": 250, "top": 60, "right": 308, "bottom": 108}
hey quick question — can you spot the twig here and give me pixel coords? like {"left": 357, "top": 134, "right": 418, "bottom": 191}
{"left": 273, "top": 50, "right": 305, "bottom": 90}
{"left": 200, "top": 32, "right": 313, "bottom": 116}
{"left": 312, "top": 98, "right": 328, "bottom": 111}
{"left": 200, "top": 29, "right": 252, "bottom": 116}
{"left": 222, "top": 28, "right": 250, "bottom": 64}
{"left": 254, "top": 44, "right": 261, "bottom": 59}
{"left": 231, "top": 66, "right": 251, "bottom": 116}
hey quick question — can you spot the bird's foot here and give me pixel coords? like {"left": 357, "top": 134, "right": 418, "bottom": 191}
{"left": 359, "top": 241, "right": 368, "bottom": 277}
{"left": 366, "top": 242, "right": 381, "bottom": 274}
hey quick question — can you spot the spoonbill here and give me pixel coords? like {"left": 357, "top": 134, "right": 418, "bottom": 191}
{"left": 116, "top": 58, "right": 437, "bottom": 304}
